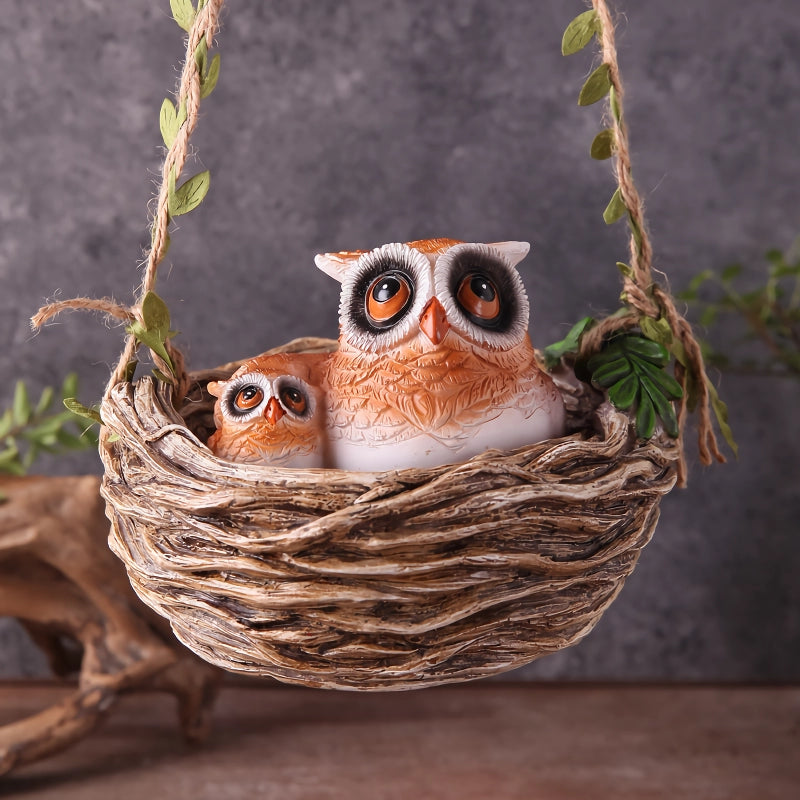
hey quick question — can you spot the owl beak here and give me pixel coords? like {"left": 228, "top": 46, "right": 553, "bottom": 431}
{"left": 419, "top": 297, "right": 450, "bottom": 345}
{"left": 264, "top": 397, "right": 285, "bottom": 426}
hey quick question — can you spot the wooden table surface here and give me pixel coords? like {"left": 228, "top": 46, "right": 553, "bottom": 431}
{"left": 1, "top": 682, "right": 797, "bottom": 799}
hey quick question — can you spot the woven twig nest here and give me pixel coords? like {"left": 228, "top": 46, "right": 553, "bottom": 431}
{"left": 99, "top": 338, "right": 679, "bottom": 690}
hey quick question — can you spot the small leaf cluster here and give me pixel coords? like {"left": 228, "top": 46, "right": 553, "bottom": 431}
{"left": 680, "top": 242, "right": 800, "bottom": 380}
{"left": 544, "top": 318, "right": 683, "bottom": 439}
{"left": 587, "top": 335, "right": 683, "bottom": 439}
{"left": 125, "top": 291, "right": 178, "bottom": 382}
{"left": 543, "top": 315, "right": 738, "bottom": 453}
{"left": 0, "top": 374, "right": 100, "bottom": 478}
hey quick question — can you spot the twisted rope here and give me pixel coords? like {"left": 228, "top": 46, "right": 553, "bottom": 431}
{"left": 579, "top": 0, "right": 725, "bottom": 484}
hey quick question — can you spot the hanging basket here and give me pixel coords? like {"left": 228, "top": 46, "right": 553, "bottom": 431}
{"left": 34, "top": 0, "right": 725, "bottom": 690}
{"left": 99, "top": 339, "right": 678, "bottom": 689}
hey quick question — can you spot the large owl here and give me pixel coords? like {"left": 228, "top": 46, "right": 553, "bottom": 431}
{"left": 207, "top": 352, "right": 329, "bottom": 468}
{"left": 315, "top": 238, "right": 565, "bottom": 471}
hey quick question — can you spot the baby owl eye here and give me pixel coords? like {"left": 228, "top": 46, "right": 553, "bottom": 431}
{"left": 365, "top": 272, "right": 413, "bottom": 328}
{"left": 456, "top": 273, "right": 501, "bottom": 325}
{"left": 279, "top": 385, "right": 308, "bottom": 416}
{"left": 234, "top": 385, "right": 265, "bottom": 411}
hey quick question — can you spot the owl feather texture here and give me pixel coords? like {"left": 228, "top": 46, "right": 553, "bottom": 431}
{"left": 207, "top": 239, "right": 565, "bottom": 471}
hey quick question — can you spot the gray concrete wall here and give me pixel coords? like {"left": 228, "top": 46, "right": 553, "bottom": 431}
{"left": 1, "top": 0, "right": 798, "bottom": 680}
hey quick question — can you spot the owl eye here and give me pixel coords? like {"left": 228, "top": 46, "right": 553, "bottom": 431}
{"left": 457, "top": 274, "right": 501, "bottom": 325}
{"left": 365, "top": 272, "right": 413, "bottom": 328}
{"left": 279, "top": 385, "right": 308, "bottom": 417}
{"left": 234, "top": 385, "right": 265, "bottom": 411}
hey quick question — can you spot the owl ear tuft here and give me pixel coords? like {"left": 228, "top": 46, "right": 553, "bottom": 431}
{"left": 207, "top": 380, "right": 224, "bottom": 398}
{"left": 315, "top": 251, "right": 362, "bottom": 283}
{"left": 489, "top": 241, "right": 531, "bottom": 267}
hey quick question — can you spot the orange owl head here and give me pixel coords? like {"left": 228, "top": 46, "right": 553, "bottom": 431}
{"left": 315, "top": 238, "right": 533, "bottom": 357}
{"left": 207, "top": 352, "right": 328, "bottom": 468}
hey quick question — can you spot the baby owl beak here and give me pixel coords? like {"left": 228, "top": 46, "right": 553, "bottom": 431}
{"left": 265, "top": 396, "right": 285, "bottom": 426}
{"left": 419, "top": 297, "right": 450, "bottom": 345}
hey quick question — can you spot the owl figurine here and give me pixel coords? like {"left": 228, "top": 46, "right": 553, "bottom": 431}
{"left": 207, "top": 352, "right": 329, "bottom": 468}
{"left": 315, "top": 238, "right": 565, "bottom": 471}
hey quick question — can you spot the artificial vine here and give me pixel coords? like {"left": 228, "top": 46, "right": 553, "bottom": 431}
{"left": 0, "top": 374, "right": 100, "bottom": 485}
{"left": 547, "top": 3, "right": 735, "bottom": 466}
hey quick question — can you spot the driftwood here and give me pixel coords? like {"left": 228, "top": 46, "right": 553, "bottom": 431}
{"left": 99, "top": 338, "right": 680, "bottom": 691}
{"left": 0, "top": 474, "right": 221, "bottom": 776}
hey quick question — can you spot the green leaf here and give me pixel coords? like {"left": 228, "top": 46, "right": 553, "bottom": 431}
{"left": 579, "top": 63, "right": 612, "bottom": 106}
{"left": 63, "top": 398, "right": 103, "bottom": 426}
{"left": 0, "top": 409, "right": 13, "bottom": 438}
{"left": 617, "top": 261, "right": 634, "bottom": 280}
{"left": 640, "top": 316, "right": 674, "bottom": 348}
{"left": 123, "top": 360, "right": 139, "bottom": 383}
{"left": 707, "top": 379, "right": 738, "bottom": 457}
{"left": 636, "top": 359, "right": 684, "bottom": 400}
{"left": 623, "top": 335, "right": 670, "bottom": 365}
{"left": 607, "top": 373, "right": 639, "bottom": 410}
{"left": 194, "top": 37, "right": 208, "bottom": 76}
{"left": 200, "top": 53, "right": 221, "bottom": 99}
{"left": 609, "top": 85, "right": 621, "bottom": 122}
{"left": 127, "top": 321, "right": 175, "bottom": 374}
{"left": 160, "top": 98, "right": 179, "bottom": 148}
{"left": 591, "top": 356, "right": 632, "bottom": 388}
{"left": 35, "top": 386, "right": 54, "bottom": 416}
{"left": 543, "top": 316, "right": 595, "bottom": 369}
{"left": 169, "top": 170, "right": 210, "bottom": 216}
{"left": 170, "top": 0, "right": 196, "bottom": 32}
{"left": 141, "top": 290, "right": 172, "bottom": 335}
{"left": 561, "top": 9, "right": 600, "bottom": 56}
{"left": 12, "top": 381, "right": 32, "bottom": 427}
{"left": 591, "top": 128, "right": 615, "bottom": 160}
{"left": 635, "top": 391, "right": 656, "bottom": 439}
{"left": 603, "top": 187, "right": 626, "bottom": 225}
{"left": 640, "top": 375, "right": 679, "bottom": 438}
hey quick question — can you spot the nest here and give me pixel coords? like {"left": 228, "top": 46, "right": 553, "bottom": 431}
{"left": 99, "top": 338, "right": 679, "bottom": 691}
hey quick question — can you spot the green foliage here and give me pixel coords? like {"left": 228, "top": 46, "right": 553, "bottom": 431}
{"left": 126, "top": 291, "right": 177, "bottom": 378}
{"left": 168, "top": 168, "right": 211, "bottom": 217}
{"left": 0, "top": 374, "right": 100, "bottom": 479}
{"left": 543, "top": 317, "right": 596, "bottom": 370}
{"left": 578, "top": 63, "right": 612, "bottom": 106}
{"left": 679, "top": 240, "right": 800, "bottom": 379}
{"left": 170, "top": 0, "right": 196, "bottom": 32}
{"left": 588, "top": 335, "right": 683, "bottom": 439}
{"left": 603, "top": 187, "right": 626, "bottom": 225}
{"left": 561, "top": 9, "right": 600, "bottom": 56}
{"left": 591, "top": 129, "right": 615, "bottom": 160}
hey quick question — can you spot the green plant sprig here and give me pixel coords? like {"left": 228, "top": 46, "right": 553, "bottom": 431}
{"left": 680, "top": 242, "right": 800, "bottom": 379}
{"left": 0, "top": 374, "right": 100, "bottom": 479}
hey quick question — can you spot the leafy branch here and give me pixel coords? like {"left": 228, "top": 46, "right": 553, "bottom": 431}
{"left": 0, "top": 374, "right": 100, "bottom": 479}
{"left": 680, "top": 241, "right": 800, "bottom": 379}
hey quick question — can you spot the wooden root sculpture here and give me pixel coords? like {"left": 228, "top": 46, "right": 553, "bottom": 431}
{"left": 0, "top": 475, "right": 221, "bottom": 776}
